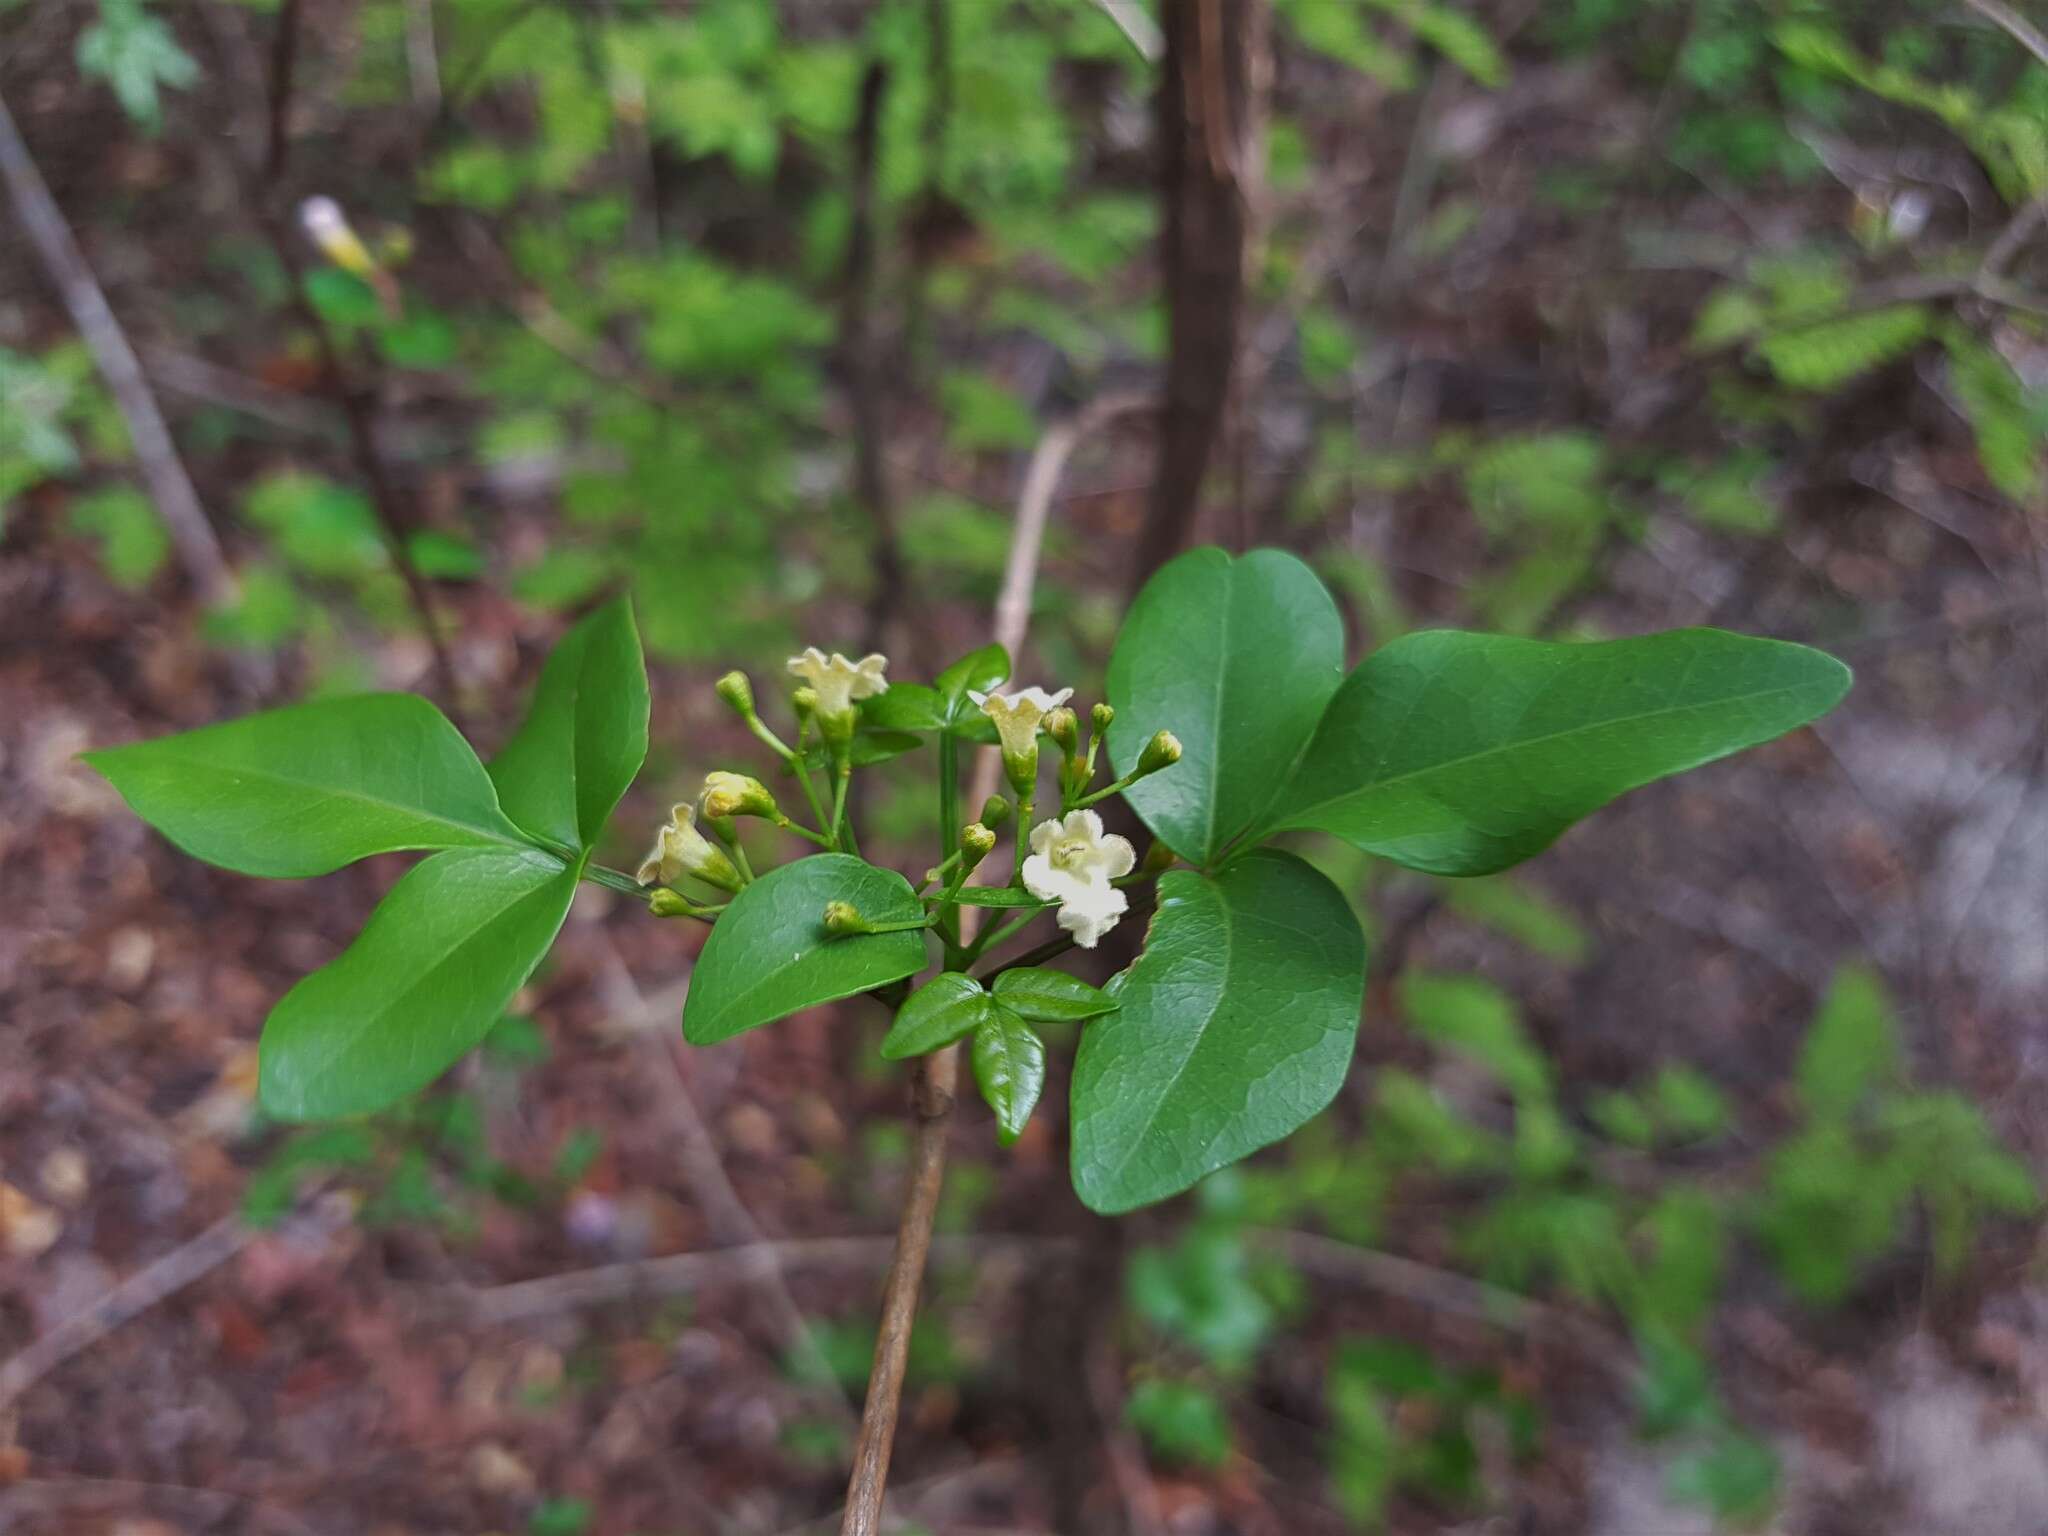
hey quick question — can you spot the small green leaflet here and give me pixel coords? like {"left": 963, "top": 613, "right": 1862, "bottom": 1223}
{"left": 973, "top": 1010, "right": 1046, "bottom": 1145}
{"left": 991, "top": 966, "right": 1117, "bottom": 1022}
{"left": 84, "top": 693, "right": 530, "bottom": 879}
{"left": 489, "top": 597, "right": 649, "bottom": 850}
{"left": 1071, "top": 850, "right": 1367, "bottom": 1213}
{"left": 1106, "top": 547, "right": 1345, "bottom": 865}
{"left": 1263, "top": 627, "right": 1850, "bottom": 876}
{"left": 881, "top": 973, "right": 996, "bottom": 1059}
{"left": 683, "top": 855, "right": 929, "bottom": 1045}
{"left": 259, "top": 847, "right": 581, "bottom": 1119}
{"left": 882, "top": 966, "right": 1114, "bottom": 1059}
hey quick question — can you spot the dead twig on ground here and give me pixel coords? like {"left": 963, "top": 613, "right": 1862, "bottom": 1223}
{"left": 0, "top": 1194, "right": 344, "bottom": 1414}
{"left": 1963, "top": 0, "right": 2048, "bottom": 72}
{"left": 0, "top": 89, "right": 236, "bottom": 612}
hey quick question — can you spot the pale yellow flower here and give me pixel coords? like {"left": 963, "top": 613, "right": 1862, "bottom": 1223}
{"left": 1021, "top": 809, "right": 1135, "bottom": 949}
{"left": 786, "top": 648, "right": 888, "bottom": 720}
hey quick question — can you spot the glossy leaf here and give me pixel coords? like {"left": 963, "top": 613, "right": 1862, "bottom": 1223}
{"left": 259, "top": 848, "right": 579, "bottom": 1119}
{"left": 937, "top": 886, "right": 1053, "bottom": 909}
{"left": 881, "top": 972, "right": 996, "bottom": 1060}
{"left": 489, "top": 597, "right": 648, "bottom": 849}
{"left": 992, "top": 966, "right": 1117, "bottom": 1023}
{"left": 1264, "top": 628, "right": 1851, "bottom": 876}
{"left": 862, "top": 684, "right": 945, "bottom": 731}
{"left": 683, "top": 854, "right": 929, "bottom": 1045}
{"left": 934, "top": 642, "right": 1010, "bottom": 721}
{"left": 85, "top": 694, "right": 528, "bottom": 878}
{"left": 1071, "top": 850, "right": 1367, "bottom": 1213}
{"left": 791, "top": 730, "right": 925, "bottom": 774}
{"left": 972, "top": 1007, "right": 1046, "bottom": 1145}
{"left": 1107, "top": 547, "right": 1345, "bottom": 865}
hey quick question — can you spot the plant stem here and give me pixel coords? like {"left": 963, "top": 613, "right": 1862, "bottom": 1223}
{"left": 962, "top": 908, "right": 1041, "bottom": 965}
{"left": 582, "top": 864, "right": 646, "bottom": 896}
{"left": 775, "top": 815, "right": 834, "bottom": 849}
{"left": 976, "top": 931, "right": 1078, "bottom": 981}
{"left": 839, "top": 1052, "right": 954, "bottom": 1536}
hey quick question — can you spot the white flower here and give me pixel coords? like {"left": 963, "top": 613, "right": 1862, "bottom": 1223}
{"left": 787, "top": 647, "right": 888, "bottom": 719}
{"left": 1021, "top": 809, "right": 1135, "bottom": 949}
{"left": 636, "top": 802, "right": 741, "bottom": 892}
{"left": 970, "top": 685, "right": 1074, "bottom": 765}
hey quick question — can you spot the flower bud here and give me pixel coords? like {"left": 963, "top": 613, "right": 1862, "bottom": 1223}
{"left": 701, "top": 770, "right": 777, "bottom": 821}
{"left": 791, "top": 686, "right": 819, "bottom": 720}
{"left": 819, "top": 704, "right": 856, "bottom": 750}
{"left": 978, "top": 794, "right": 1011, "bottom": 830}
{"left": 714, "top": 670, "right": 755, "bottom": 718}
{"left": 1045, "top": 706, "right": 1078, "bottom": 754}
{"left": 1091, "top": 701, "right": 1115, "bottom": 733}
{"left": 1136, "top": 729, "right": 1183, "bottom": 777}
{"left": 648, "top": 888, "right": 694, "bottom": 918}
{"left": 822, "top": 900, "right": 868, "bottom": 937}
{"left": 960, "top": 821, "right": 997, "bottom": 869}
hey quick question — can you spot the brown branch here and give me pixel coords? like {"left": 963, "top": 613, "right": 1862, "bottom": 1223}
{"left": 839, "top": 391, "right": 1148, "bottom": 1536}
{"left": 263, "top": 0, "right": 302, "bottom": 183}
{"left": 0, "top": 88, "right": 236, "bottom": 612}
{"left": 252, "top": 8, "right": 465, "bottom": 721}
{"left": 1964, "top": 0, "right": 2048, "bottom": 72}
{"left": 1130, "top": 0, "right": 1265, "bottom": 593}
{"left": 842, "top": 60, "right": 908, "bottom": 662}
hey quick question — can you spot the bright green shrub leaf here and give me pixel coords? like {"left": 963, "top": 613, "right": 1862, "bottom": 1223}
{"left": 1071, "top": 850, "right": 1366, "bottom": 1214}
{"left": 936, "top": 886, "right": 1054, "bottom": 909}
{"left": 862, "top": 684, "right": 946, "bottom": 731}
{"left": 1107, "top": 548, "right": 1345, "bottom": 866}
{"left": 791, "top": 730, "right": 925, "bottom": 774}
{"left": 1264, "top": 628, "right": 1851, "bottom": 876}
{"left": 934, "top": 643, "right": 1010, "bottom": 723}
{"left": 1945, "top": 329, "right": 2042, "bottom": 500}
{"left": 1796, "top": 963, "right": 1897, "bottom": 1118}
{"left": 1127, "top": 1379, "right": 1233, "bottom": 1468}
{"left": 1758, "top": 304, "right": 1931, "bottom": 391}
{"left": 881, "top": 972, "right": 995, "bottom": 1060}
{"left": 972, "top": 1007, "right": 1046, "bottom": 1145}
{"left": 488, "top": 597, "right": 648, "bottom": 849}
{"left": 85, "top": 694, "right": 528, "bottom": 878}
{"left": 682, "top": 854, "right": 928, "bottom": 1045}
{"left": 990, "top": 965, "right": 1116, "bottom": 1023}
{"left": 259, "top": 848, "right": 579, "bottom": 1119}
{"left": 1399, "top": 971, "right": 1550, "bottom": 1102}
{"left": 67, "top": 485, "right": 168, "bottom": 588}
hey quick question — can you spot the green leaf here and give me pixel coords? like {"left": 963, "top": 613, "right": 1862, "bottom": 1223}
{"left": 683, "top": 854, "right": 929, "bottom": 1045}
{"left": 791, "top": 730, "right": 926, "bottom": 774}
{"left": 934, "top": 886, "right": 1053, "bottom": 909}
{"left": 1071, "top": 850, "right": 1367, "bottom": 1213}
{"left": 991, "top": 965, "right": 1117, "bottom": 1023}
{"left": 259, "top": 848, "right": 579, "bottom": 1119}
{"left": 934, "top": 643, "right": 1010, "bottom": 725}
{"left": 972, "top": 1007, "right": 1046, "bottom": 1145}
{"left": 488, "top": 598, "right": 648, "bottom": 849}
{"left": 881, "top": 972, "right": 996, "bottom": 1060}
{"left": 67, "top": 485, "right": 168, "bottom": 589}
{"left": 1758, "top": 305, "right": 1931, "bottom": 391}
{"left": 862, "top": 684, "right": 947, "bottom": 731}
{"left": 1796, "top": 963, "right": 1898, "bottom": 1119}
{"left": 1264, "top": 628, "right": 1851, "bottom": 876}
{"left": 1107, "top": 547, "right": 1346, "bottom": 866}
{"left": 85, "top": 694, "right": 529, "bottom": 878}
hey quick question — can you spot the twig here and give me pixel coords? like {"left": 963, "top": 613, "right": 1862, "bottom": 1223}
{"left": 263, "top": 0, "right": 302, "bottom": 183}
{"left": 592, "top": 948, "right": 859, "bottom": 1417}
{"left": 252, "top": 10, "right": 465, "bottom": 719}
{"left": 1249, "top": 1228, "right": 1630, "bottom": 1364}
{"left": 839, "top": 1055, "right": 956, "bottom": 1536}
{"left": 0, "top": 88, "right": 235, "bottom": 610}
{"left": 1964, "top": 0, "right": 2048, "bottom": 72}
{"left": 0, "top": 1198, "right": 343, "bottom": 1413}
{"left": 403, "top": 0, "right": 442, "bottom": 117}
{"left": 839, "top": 395, "right": 1146, "bottom": 1536}
{"left": 450, "top": 1235, "right": 1065, "bottom": 1325}
{"left": 1092, "top": 0, "right": 1164, "bottom": 61}
{"left": 1980, "top": 193, "right": 2048, "bottom": 280}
